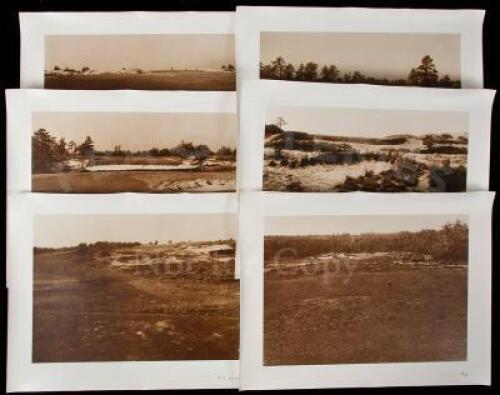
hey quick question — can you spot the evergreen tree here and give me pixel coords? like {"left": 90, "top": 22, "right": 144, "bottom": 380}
{"left": 408, "top": 55, "right": 439, "bottom": 87}
{"left": 78, "top": 136, "right": 95, "bottom": 158}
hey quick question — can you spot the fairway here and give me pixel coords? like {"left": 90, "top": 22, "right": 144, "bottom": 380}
{"left": 32, "top": 169, "right": 236, "bottom": 193}
{"left": 264, "top": 259, "right": 467, "bottom": 365}
{"left": 45, "top": 70, "right": 236, "bottom": 91}
{"left": 33, "top": 245, "right": 239, "bottom": 362}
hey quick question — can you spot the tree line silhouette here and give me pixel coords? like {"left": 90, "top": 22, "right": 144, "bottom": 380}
{"left": 47, "top": 64, "right": 236, "bottom": 75}
{"left": 32, "top": 128, "right": 236, "bottom": 174}
{"left": 265, "top": 220, "right": 468, "bottom": 263}
{"left": 221, "top": 64, "right": 235, "bottom": 71}
{"left": 260, "top": 55, "right": 460, "bottom": 88}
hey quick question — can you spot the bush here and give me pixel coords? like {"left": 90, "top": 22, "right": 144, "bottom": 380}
{"left": 299, "top": 157, "right": 312, "bottom": 167}
{"left": 264, "top": 124, "right": 284, "bottom": 138}
{"left": 430, "top": 165, "right": 466, "bottom": 192}
{"left": 264, "top": 220, "right": 468, "bottom": 263}
{"left": 419, "top": 145, "right": 467, "bottom": 155}
{"left": 285, "top": 181, "right": 304, "bottom": 192}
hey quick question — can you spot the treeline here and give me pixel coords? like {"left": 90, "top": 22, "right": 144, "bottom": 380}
{"left": 260, "top": 55, "right": 460, "bottom": 88}
{"left": 32, "top": 128, "right": 236, "bottom": 173}
{"left": 74, "top": 241, "right": 143, "bottom": 258}
{"left": 47, "top": 64, "right": 237, "bottom": 74}
{"left": 46, "top": 65, "right": 95, "bottom": 75}
{"left": 421, "top": 134, "right": 468, "bottom": 154}
{"left": 108, "top": 142, "right": 236, "bottom": 160}
{"left": 264, "top": 221, "right": 468, "bottom": 263}
{"left": 221, "top": 64, "right": 235, "bottom": 71}
{"left": 34, "top": 241, "right": 142, "bottom": 255}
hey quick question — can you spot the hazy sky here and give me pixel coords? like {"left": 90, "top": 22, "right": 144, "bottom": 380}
{"left": 261, "top": 32, "right": 460, "bottom": 80}
{"left": 35, "top": 214, "right": 236, "bottom": 248}
{"left": 265, "top": 214, "right": 468, "bottom": 236}
{"left": 33, "top": 112, "right": 236, "bottom": 151}
{"left": 45, "top": 34, "right": 235, "bottom": 71}
{"left": 266, "top": 107, "right": 468, "bottom": 138}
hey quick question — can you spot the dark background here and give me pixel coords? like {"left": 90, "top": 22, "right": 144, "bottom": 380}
{"left": 1, "top": 0, "right": 498, "bottom": 394}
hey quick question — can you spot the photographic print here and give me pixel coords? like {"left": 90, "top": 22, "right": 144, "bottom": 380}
{"left": 33, "top": 213, "right": 239, "bottom": 363}
{"left": 237, "top": 81, "right": 493, "bottom": 192}
{"left": 239, "top": 193, "right": 492, "bottom": 389}
{"left": 44, "top": 34, "right": 235, "bottom": 91}
{"left": 264, "top": 214, "right": 468, "bottom": 366}
{"left": 31, "top": 111, "right": 237, "bottom": 193}
{"left": 236, "top": 7, "right": 484, "bottom": 88}
{"left": 20, "top": 12, "right": 235, "bottom": 91}
{"left": 260, "top": 32, "right": 461, "bottom": 88}
{"left": 263, "top": 107, "right": 469, "bottom": 192}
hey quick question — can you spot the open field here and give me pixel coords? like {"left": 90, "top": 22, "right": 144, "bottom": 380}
{"left": 264, "top": 220, "right": 468, "bottom": 366}
{"left": 33, "top": 241, "right": 239, "bottom": 362}
{"left": 45, "top": 70, "right": 236, "bottom": 91}
{"left": 32, "top": 169, "right": 236, "bottom": 193}
{"left": 264, "top": 253, "right": 467, "bottom": 365}
{"left": 263, "top": 126, "right": 467, "bottom": 192}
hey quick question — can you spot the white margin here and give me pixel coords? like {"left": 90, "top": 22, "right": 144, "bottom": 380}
{"left": 239, "top": 191, "right": 494, "bottom": 390}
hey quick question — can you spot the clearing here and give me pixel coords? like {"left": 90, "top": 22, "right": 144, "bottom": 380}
{"left": 264, "top": 253, "right": 467, "bottom": 365}
{"left": 45, "top": 70, "right": 236, "bottom": 91}
{"left": 33, "top": 243, "right": 239, "bottom": 362}
{"left": 32, "top": 169, "right": 236, "bottom": 193}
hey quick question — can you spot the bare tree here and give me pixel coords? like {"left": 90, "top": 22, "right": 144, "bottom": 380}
{"left": 275, "top": 117, "right": 287, "bottom": 129}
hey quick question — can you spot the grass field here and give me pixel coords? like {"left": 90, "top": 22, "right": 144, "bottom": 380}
{"left": 45, "top": 70, "right": 236, "bottom": 91}
{"left": 32, "top": 169, "right": 236, "bottom": 193}
{"left": 33, "top": 245, "right": 239, "bottom": 362}
{"left": 264, "top": 257, "right": 467, "bottom": 365}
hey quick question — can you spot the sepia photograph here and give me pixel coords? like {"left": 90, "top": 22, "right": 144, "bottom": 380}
{"left": 263, "top": 106, "right": 469, "bottom": 192}
{"left": 33, "top": 213, "right": 239, "bottom": 363}
{"left": 32, "top": 111, "right": 237, "bottom": 193}
{"left": 264, "top": 214, "right": 468, "bottom": 366}
{"left": 260, "top": 32, "right": 461, "bottom": 88}
{"left": 44, "top": 34, "right": 235, "bottom": 90}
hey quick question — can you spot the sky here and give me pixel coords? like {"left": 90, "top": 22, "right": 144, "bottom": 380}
{"left": 33, "top": 112, "right": 237, "bottom": 151}
{"left": 261, "top": 32, "right": 460, "bottom": 81}
{"left": 45, "top": 34, "right": 235, "bottom": 72}
{"left": 34, "top": 213, "right": 236, "bottom": 248}
{"left": 265, "top": 214, "right": 468, "bottom": 236}
{"left": 266, "top": 107, "right": 468, "bottom": 138}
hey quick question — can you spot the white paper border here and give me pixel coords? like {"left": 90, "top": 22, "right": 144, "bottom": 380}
{"left": 239, "top": 191, "right": 494, "bottom": 390}
{"left": 7, "top": 193, "right": 239, "bottom": 392}
{"left": 238, "top": 80, "right": 495, "bottom": 192}
{"left": 235, "top": 6, "right": 484, "bottom": 90}
{"left": 20, "top": 11, "right": 235, "bottom": 89}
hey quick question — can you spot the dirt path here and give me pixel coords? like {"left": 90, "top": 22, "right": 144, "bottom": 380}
{"left": 33, "top": 251, "right": 239, "bottom": 362}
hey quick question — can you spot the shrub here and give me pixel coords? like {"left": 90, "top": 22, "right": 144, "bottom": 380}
{"left": 430, "top": 165, "right": 466, "bottom": 192}
{"left": 264, "top": 220, "right": 468, "bottom": 262}
{"left": 285, "top": 181, "right": 304, "bottom": 192}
